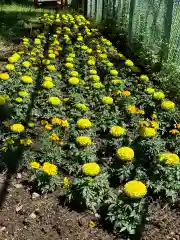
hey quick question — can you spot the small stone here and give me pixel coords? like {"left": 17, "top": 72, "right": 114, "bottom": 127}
{"left": 14, "top": 183, "right": 23, "bottom": 189}
{"left": 16, "top": 205, "right": 23, "bottom": 212}
{"left": 16, "top": 173, "right": 22, "bottom": 179}
{"left": 29, "top": 212, "right": 36, "bottom": 219}
{"left": 32, "top": 192, "right": 40, "bottom": 199}
{"left": 0, "top": 226, "right": 6, "bottom": 232}
{"left": 95, "top": 213, "right": 100, "bottom": 218}
{"left": 34, "top": 208, "right": 40, "bottom": 215}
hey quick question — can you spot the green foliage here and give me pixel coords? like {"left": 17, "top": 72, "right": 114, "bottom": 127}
{"left": 149, "top": 164, "right": 180, "bottom": 201}
{"left": 67, "top": 173, "right": 110, "bottom": 212}
{"left": 30, "top": 169, "right": 60, "bottom": 193}
{"left": 105, "top": 191, "right": 146, "bottom": 235}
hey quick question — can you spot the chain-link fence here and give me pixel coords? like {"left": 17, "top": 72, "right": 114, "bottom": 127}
{"left": 80, "top": 0, "right": 180, "bottom": 64}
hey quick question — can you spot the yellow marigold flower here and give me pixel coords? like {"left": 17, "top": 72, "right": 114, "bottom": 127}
{"left": 161, "top": 100, "right": 175, "bottom": 110}
{"left": 89, "top": 220, "right": 95, "bottom": 229}
{"left": 68, "top": 53, "right": 75, "bottom": 58}
{"left": 48, "top": 53, "right": 56, "bottom": 59}
{"left": 23, "top": 61, "right": 31, "bottom": 68}
{"left": 159, "top": 152, "right": 180, "bottom": 165}
{"left": 28, "top": 122, "right": 35, "bottom": 127}
{"left": 47, "top": 65, "right": 56, "bottom": 71}
{"left": 140, "top": 127, "right": 156, "bottom": 137}
{"left": 114, "top": 90, "right": 121, "bottom": 95}
{"left": 89, "top": 75, "right": 100, "bottom": 82}
{"left": 45, "top": 124, "right": 53, "bottom": 130}
{"left": 76, "top": 136, "right": 92, "bottom": 146}
{"left": 49, "top": 133, "right": 60, "bottom": 141}
{"left": 139, "top": 75, "right": 149, "bottom": 81}
{"left": 61, "top": 119, "right": 69, "bottom": 127}
{"left": 112, "top": 79, "right": 123, "bottom": 85}
{"left": 93, "top": 82, "right": 104, "bottom": 89}
{"left": 87, "top": 48, "right": 92, "bottom": 54}
{"left": 127, "top": 105, "right": 137, "bottom": 114}
{"left": 49, "top": 96, "right": 61, "bottom": 105}
{"left": 63, "top": 177, "right": 70, "bottom": 189}
{"left": 81, "top": 45, "right": 88, "bottom": 50}
{"left": 150, "top": 121, "right": 159, "bottom": 129}
{"left": 87, "top": 60, "right": 96, "bottom": 66}
{"left": 169, "top": 129, "right": 179, "bottom": 135}
{"left": 34, "top": 38, "right": 41, "bottom": 45}
{"left": 43, "top": 81, "right": 54, "bottom": 89}
{"left": 105, "top": 61, "right": 113, "bottom": 67}
{"left": 124, "top": 180, "right": 147, "bottom": 198}
{"left": 82, "top": 162, "right": 100, "bottom": 176}
{"left": 15, "top": 97, "right": 23, "bottom": 103}
{"left": 21, "top": 76, "right": 33, "bottom": 84}
{"left": 51, "top": 117, "right": 61, "bottom": 125}
{"left": 110, "top": 126, "right": 125, "bottom": 137}
{"left": 153, "top": 91, "right": 165, "bottom": 100}
{"left": 118, "top": 53, "right": 126, "bottom": 60}
{"left": 68, "top": 77, "right": 79, "bottom": 85}
{"left": 8, "top": 55, "right": 20, "bottom": 63}
{"left": 139, "top": 121, "right": 149, "bottom": 128}
{"left": 125, "top": 59, "right": 134, "bottom": 67}
{"left": 110, "top": 69, "right": 118, "bottom": 76}
{"left": 58, "top": 74, "right": 62, "bottom": 79}
{"left": 121, "top": 90, "right": 131, "bottom": 96}
{"left": 77, "top": 118, "right": 92, "bottom": 129}
{"left": 0, "top": 73, "right": 9, "bottom": 80}
{"left": 41, "top": 120, "right": 48, "bottom": 125}
{"left": 44, "top": 76, "right": 53, "bottom": 81}
{"left": 42, "top": 162, "right": 57, "bottom": 175}
{"left": 145, "top": 87, "right": 155, "bottom": 95}
{"left": 116, "top": 147, "right": 134, "bottom": 161}
{"left": 102, "top": 96, "right": 113, "bottom": 105}
{"left": 89, "top": 69, "right": 97, "bottom": 75}
{"left": 66, "top": 57, "right": 74, "bottom": 62}
{"left": 77, "top": 36, "right": 83, "bottom": 41}
{"left": 152, "top": 113, "right": 158, "bottom": 119}
{"left": 5, "top": 64, "right": 15, "bottom": 71}
{"left": 30, "top": 161, "right": 40, "bottom": 169}
{"left": 70, "top": 71, "right": 79, "bottom": 77}
{"left": 65, "top": 62, "right": 74, "bottom": 68}
{"left": 20, "top": 138, "right": 32, "bottom": 146}
{"left": 99, "top": 53, "right": 107, "bottom": 59}
{"left": 0, "top": 96, "right": 6, "bottom": 105}
{"left": 137, "top": 109, "right": 145, "bottom": 115}
{"left": 18, "top": 91, "right": 28, "bottom": 97}
{"left": 76, "top": 103, "right": 88, "bottom": 112}
{"left": 11, "top": 123, "right": 25, "bottom": 133}
{"left": 42, "top": 59, "right": 51, "bottom": 65}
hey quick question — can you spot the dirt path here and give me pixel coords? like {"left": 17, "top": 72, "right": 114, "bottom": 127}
{"left": 0, "top": 172, "right": 114, "bottom": 240}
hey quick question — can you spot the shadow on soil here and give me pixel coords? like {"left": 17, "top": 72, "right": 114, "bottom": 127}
{"left": 0, "top": 6, "right": 52, "bottom": 208}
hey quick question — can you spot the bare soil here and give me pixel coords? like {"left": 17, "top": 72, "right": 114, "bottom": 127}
{"left": 0, "top": 172, "right": 179, "bottom": 240}
{"left": 0, "top": 172, "right": 114, "bottom": 240}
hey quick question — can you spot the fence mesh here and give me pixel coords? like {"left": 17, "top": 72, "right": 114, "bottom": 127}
{"left": 84, "top": 0, "right": 180, "bottom": 64}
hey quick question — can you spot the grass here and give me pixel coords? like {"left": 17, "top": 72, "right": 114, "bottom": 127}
{"left": 0, "top": 2, "right": 51, "bottom": 63}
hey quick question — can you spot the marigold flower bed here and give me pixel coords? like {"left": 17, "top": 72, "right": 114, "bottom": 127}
{"left": 1, "top": 12, "right": 180, "bottom": 237}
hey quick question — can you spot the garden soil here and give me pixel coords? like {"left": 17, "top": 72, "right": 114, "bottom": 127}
{"left": 0, "top": 172, "right": 179, "bottom": 240}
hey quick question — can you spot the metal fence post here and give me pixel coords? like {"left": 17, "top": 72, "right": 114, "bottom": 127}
{"left": 162, "top": 0, "right": 174, "bottom": 61}
{"left": 128, "top": 0, "right": 136, "bottom": 46}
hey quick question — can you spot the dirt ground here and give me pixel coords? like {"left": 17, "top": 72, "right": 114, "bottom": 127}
{"left": 0, "top": 172, "right": 179, "bottom": 240}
